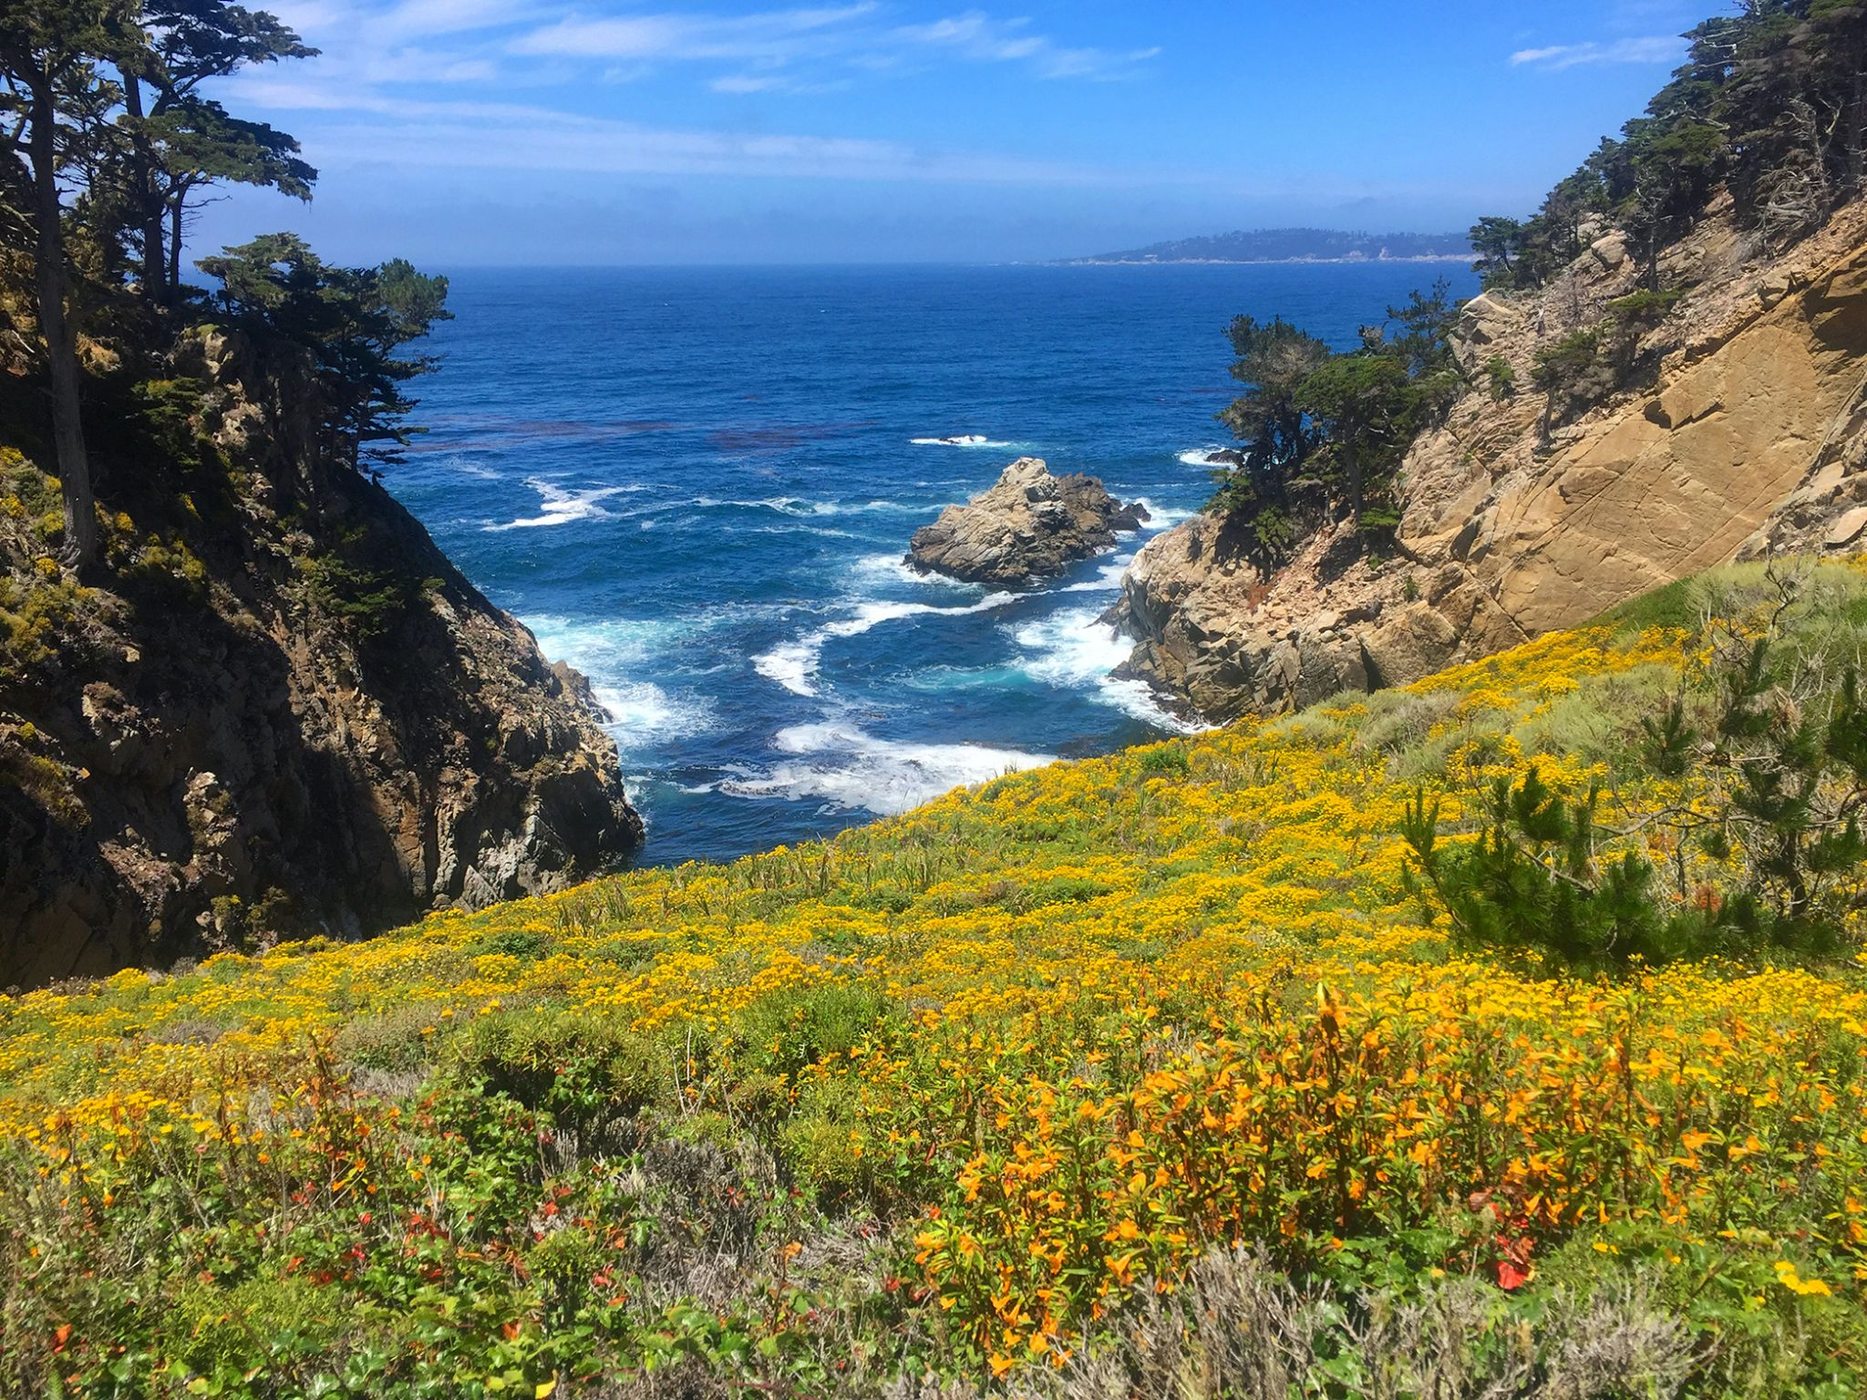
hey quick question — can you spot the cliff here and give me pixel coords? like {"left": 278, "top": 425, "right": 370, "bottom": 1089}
{"left": 0, "top": 329, "right": 641, "bottom": 986}
{"left": 1113, "top": 196, "right": 1867, "bottom": 721}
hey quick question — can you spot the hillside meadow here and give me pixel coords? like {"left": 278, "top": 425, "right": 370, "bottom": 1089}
{"left": 5, "top": 562, "right": 1867, "bottom": 1398}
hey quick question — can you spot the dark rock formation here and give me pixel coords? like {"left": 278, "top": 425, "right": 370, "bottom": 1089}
{"left": 0, "top": 330, "right": 641, "bottom": 987}
{"left": 907, "top": 457, "right": 1147, "bottom": 587}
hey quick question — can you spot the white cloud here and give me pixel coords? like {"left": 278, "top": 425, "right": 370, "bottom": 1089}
{"left": 1509, "top": 35, "right": 1683, "bottom": 70}
{"left": 508, "top": 4, "right": 1159, "bottom": 85}
{"left": 219, "top": 79, "right": 1125, "bottom": 184}
{"left": 895, "top": 11, "right": 1159, "bottom": 79}
{"left": 510, "top": 4, "right": 878, "bottom": 61}
{"left": 710, "top": 72, "right": 847, "bottom": 95}
{"left": 209, "top": 3, "right": 1170, "bottom": 198}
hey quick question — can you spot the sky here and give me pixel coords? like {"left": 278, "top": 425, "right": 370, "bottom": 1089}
{"left": 192, "top": 0, "right": 1723, "bottom": 265}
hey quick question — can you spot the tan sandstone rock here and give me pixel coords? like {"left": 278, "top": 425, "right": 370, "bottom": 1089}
{"left": 1112, "top": 197, "right": 1867, "bottom": 719}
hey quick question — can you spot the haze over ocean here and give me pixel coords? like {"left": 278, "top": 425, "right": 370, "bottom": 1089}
{"left": 392, "top": 261, "right": 1478, "bottom": 864}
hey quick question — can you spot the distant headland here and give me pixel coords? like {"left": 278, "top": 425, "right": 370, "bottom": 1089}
{"left": 1062, "top": 226, "right": 1473, "bottom": 265}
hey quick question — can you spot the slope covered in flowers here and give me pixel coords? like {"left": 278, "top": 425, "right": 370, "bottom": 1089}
{"left": 5, "top": 563, "right": 1867, "bottom": 1397}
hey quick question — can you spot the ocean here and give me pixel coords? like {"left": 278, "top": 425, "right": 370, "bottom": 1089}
{"left": 392, "top": 261, "right": 1479, "bottom": 866}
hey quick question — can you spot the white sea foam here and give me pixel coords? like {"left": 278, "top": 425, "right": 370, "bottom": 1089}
{"left": 1131, "top": 497, "right": 1197, "bottom": 530}
{"left": 517, "top": 614, "right": 720, "bottom": 751}
{"left": 1177, "top": 446, "right": 1232, "bottom": 468}
{"left": 448, "top": 457, "right": 504, "bottom": 481}
{"left": 751, "top": 592, "right": 1020, "bottom": 698}
{"left": 742, "top": 524, "right": 859, "bottom": 539}
{"left": 1008, "top": 607, "right": 1209, "bottom": 734}
{"left": 1059, "top": 553, "right": 1138, "bottom": 594}
{"left": 485, "top": 479, "right": 638, "bottom": 531}
{"left": 719, "top": 722, "right": 1054, "bottom": 815}
{"left": 910, "top": 434, "right": 1013, "bottom": 449}
{"left": 849, "top": 552, "right": 976, "bottom": 589}
{"left": 526, "top": 613, "right": 667, "bottom": 670}
{"left": 687, "top": 495, "right": 913, "bottom": 519}
{"left": 751, "top": 639, "right": 822, "bottom": 697}
{"left": 590, "top": 681, "right": 717, "bottom": 745}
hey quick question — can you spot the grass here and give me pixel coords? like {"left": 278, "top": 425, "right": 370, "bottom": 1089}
{"left": 4, "top": 562, "right": 1867, "bottom": 1397}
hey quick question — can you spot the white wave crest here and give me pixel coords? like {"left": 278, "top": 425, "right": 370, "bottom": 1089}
{"left": 719, "top": 722, "right": 1053, "bottom": 815}
{"left": 751, "top": 592, "right": 1020, "bottom": 698}
{"left": 516, "top": 614, "right": 720, "bottom": 751}
{"left": 1177, "top": 446, "right": 1232, "bottom": 468}
{"left": 910, "top": 435, "right": 1014, "bottom": 448}
{"left": 1059, "top": 553, "right": 1137, "bottom": 594}
{"left": 1008, "top": 607, "right": 1209, "bottom": 734}
{"left": 485, "top": 479, "right": 637, "bottom": 531}
{"left": 848, "top": 551, "right": 990, "bottom": 590}
{"left": 591, "top": 681, "right": 717, "bottom": 746}
{"left": 751, "top": 639, "right": 822, "bottom": 698}
{"left": 525, "top": 613, "right": 669, "bottom": 670}
{"left": 447, "top": 457, "right": 504, "bottom": 481}
{"left": 687, "top": 495, "right": 914, "bottom": 519}
{"left": 1131, "top": 497, "right": 1197, "bottom": 530}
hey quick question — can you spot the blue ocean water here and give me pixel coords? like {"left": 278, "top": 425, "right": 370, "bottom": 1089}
{"left": 390, "top": 262, "right": 1479, "bottom": 866}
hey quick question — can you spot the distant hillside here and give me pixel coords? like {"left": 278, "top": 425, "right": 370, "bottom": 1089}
{"left": 1069, "top": 226, "right": 1472, "bottom": 264}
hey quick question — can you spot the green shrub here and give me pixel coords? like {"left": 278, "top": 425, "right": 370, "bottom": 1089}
{"left": 1607, "top": 286, "right": 1684, "bottom": 329}
{"left": 456, "top": 1010, "right": 664, "bottom": 1132}
{"left": 734, "top": 980, "right": 894, "bottom": 1080}
{"left": 0, "top": 573, "right": 90, "bottom": 679}
{"left": 1405, "top": 582, "right": 1867, "bottom": 972}
{"left": 1137, "top": 744, "right": 1191, "bottom": 779}
{"left": 780, "top": 1111, "right": 873, "bottom": 1205}
{"left": 1531, "top": 328, "right": 1605, "bottom": 409}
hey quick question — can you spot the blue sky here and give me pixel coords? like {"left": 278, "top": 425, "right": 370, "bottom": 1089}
{"left": 196, "top": 0, "right": 1719, "bottom": 264}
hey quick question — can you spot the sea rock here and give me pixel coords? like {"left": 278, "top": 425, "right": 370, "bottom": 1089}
{"left": 0, "top": 330, "right": 642, "bottom": 987}
{"left": 907, "top": 457, "right": 1148, "bottom": 586}
{"left": 1112, "top": 194, "right": 1867, "bottom": 721}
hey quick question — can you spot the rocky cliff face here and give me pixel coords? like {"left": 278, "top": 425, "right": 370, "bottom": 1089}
{"left": 0, "top": 331, "right": 642, "bottom": 987}
{"left": 908, "top": 457, "right": 1147, "bottom": 586}
{"left": 1113, "top": 198, "right": 1867, "bottom": 722}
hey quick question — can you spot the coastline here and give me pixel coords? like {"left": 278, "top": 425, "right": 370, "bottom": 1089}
{"left": 1053, "top": 253, "right": 1473, "bottom": 267}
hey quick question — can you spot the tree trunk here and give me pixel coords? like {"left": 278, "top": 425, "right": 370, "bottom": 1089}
{"left": 168, "top": 192, "right": 183, "bottom": 292}
{"left": 119, "top": 70, "right": 165, "bottom": 302}
{"left": 26, "top": 76, "right": 95, "bottom": 569}
{"left": 1844, "top": 64, "right": 1864, "bottom": 196}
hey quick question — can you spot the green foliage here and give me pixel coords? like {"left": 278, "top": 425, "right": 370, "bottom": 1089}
{"left": 1607, "top": 287, "right": 1684, "bottom": 328}
{"left": 1597, "top": 575, "right": 1699, "bottom": 634}
{"left": 1137, "top": 743, "right": 1191, "bottom": 778}
{"left": 1530, "top": 328, "right": 1600, "bottom": 396}
{"left": 1531, "top": 327, "right": 1622, "bottom": 425}
{"left": 1208, "top": 314, "right": 1330, "bottom": 527}
{"left": 198, "top": 233, "right": 450, "bottom": 471}
{"left": 296, "top": 532, "right": 419, "bottom": 641}
{"left": 1483, "top": 355, "right": 1515, "bottom": 400}
{"left": 456, "top": 1009, "right": 664, "bottom": 1132}
{"left": 0, "top": 572, "right": 89, "bottom": 679}
{"left": 1209, "top": 280, "right": 1461, "bottom": 540}
{"left": 733, "top": 980, "right": 894, "bottom": 1080}
{"left": 1473, "top": 1, "right": 1867, "bottom": 290}
{"left": 1406, "top": 573, "right": 1867, "bottom": 973}
{"left": 1404, "top": 770, "right": 1701, "bottom": 972}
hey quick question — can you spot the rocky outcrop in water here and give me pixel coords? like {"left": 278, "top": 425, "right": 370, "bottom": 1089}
{"left": 908, "top": 457, "right": 1147, "bottom": 586}
{"left": 1113, "top": 197, "right": 1867, "bottom": 721}
{"left": 0, "top": 330, "right": 642, "bottom": 987}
